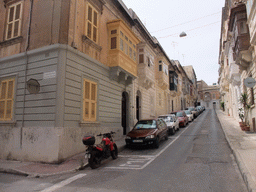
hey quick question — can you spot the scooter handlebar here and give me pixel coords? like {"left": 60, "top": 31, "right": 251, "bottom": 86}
{"left": 96, "top": 131, "right": 115, "bottom": 137}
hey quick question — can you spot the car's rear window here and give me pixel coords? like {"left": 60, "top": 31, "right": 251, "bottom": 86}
{"left": 185, "top": 110, "right": 191, "bottom": 114}
{"left": 134, "top": 120, "right": 157, "bottom": 129}
{"left": 158, "top": 116, "right": 175, "bottom": 122}
{"left": 176, "top": 112, "right": 183, "bottom": 117}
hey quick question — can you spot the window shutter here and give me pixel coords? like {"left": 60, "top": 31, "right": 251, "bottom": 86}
{"left": 88, "top": 6, "right": 92, "bottom": 22}
{"left": 6, "top": 3, "right": 22, "bottom": 40}
{"left": 0, "top": 79, "right": 15, "bottom": 120}
{"left": 91, "top": 83, "right": 97, "bottom": 121}
{"left": 86, "top": 4, "right": 98, "bottom": 43}
{"left": 0, "top": 82, "right": 7, "bottom": 99}
{"left": 83, "top": 79, "right": 97, "bottom": 121}
{"left": 0, "top": 101, "right": 4, "bottom": 119}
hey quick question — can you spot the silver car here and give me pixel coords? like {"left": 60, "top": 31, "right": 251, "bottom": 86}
{"left": 185, "top": 110, "right": 194, "bottom": 122}
{"left": 158, "top": 114, "right": 179, "bottom": 135}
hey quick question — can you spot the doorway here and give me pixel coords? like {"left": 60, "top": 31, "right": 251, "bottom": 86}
{"left": 122, "top": 92, "right": 128, "bottom": 135}
{"left": 136, "top": 91, "right": 141, "bottom": 121}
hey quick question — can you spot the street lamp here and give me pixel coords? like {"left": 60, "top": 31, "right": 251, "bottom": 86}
{"left": 179, "top": 31, "right": 187, "bottom": 37}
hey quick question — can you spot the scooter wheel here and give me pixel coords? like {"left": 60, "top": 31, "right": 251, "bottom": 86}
{"left": 89, "top": 151, "right": 101, "bottom": 169}
{"left": 111, "top": 143, "right": 118, "bottom": 160}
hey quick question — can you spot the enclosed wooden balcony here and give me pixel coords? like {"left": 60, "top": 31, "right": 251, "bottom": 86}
{"left": 157, "top": 71, "right": 169, "bottom": 90}
{"left": 107, "top": 19, "right": 140, "bottom": 84}
{"left": 233, "top": 34, "right": 251, "bottom": 65}
{"left": 138, "top": 63, "right": 154, "bottom": 89}
{"left": 229, "top": 3, "right": 252, "bottom": 69}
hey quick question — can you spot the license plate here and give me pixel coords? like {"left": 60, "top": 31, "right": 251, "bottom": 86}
{"left": 133, "top": 140, "right": 143, "bottom": 143}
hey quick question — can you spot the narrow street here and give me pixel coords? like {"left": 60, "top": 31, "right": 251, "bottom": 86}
{"left": 0, "top": 109, "right": 248, "bottom": 192}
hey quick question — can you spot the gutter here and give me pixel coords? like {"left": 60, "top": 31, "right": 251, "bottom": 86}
{"left": 21, "top": 0, "right": 33, "bottom": 148}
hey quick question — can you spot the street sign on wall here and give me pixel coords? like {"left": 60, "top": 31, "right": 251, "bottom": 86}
{"left": 244, "top": 77, "right": 256, "bottom": 88}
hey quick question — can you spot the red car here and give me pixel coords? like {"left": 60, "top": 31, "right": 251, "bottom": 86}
{"left": 171, "top": 110, "right": 189, "bottom": 127}
{"left": 125, "top": 119, "right": 168, "bottom": 148}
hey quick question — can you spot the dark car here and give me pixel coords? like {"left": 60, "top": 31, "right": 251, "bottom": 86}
{"left": 171, "top": 110, "right": 189, "bottom": 127}
{"left": 125, "top": 119, "right": 168, "bottom": 148}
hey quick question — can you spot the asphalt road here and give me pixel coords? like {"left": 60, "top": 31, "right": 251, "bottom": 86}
{"left": 0, "top": 109, "right": 248, "bottom": 192}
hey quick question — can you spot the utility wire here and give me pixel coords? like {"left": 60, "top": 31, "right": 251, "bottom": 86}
{"left": 157, "top": 21, "right": 221, "bottom": 39}
{"left": 151, "top": 11, "right": 221, "bottom": 33}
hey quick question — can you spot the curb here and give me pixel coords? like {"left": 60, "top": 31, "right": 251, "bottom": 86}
{"left": 0, "top": 143, "right": 127, "bottom": 177}
{"left": 215, "top": 110, "right": 256, "bottom": 192}
{"left": 0, "top": 168, "right": 29, "bottom": 177}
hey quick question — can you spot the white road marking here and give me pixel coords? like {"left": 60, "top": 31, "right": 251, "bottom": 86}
{"left": 106, "top": 124, "right": 191, "bottom": 170}
{"left": 40, "top": 174, "right": 87, "bottom": 192}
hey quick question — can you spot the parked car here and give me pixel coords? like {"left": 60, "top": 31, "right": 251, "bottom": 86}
{"left": 196, "top": 106, "right": 203, "bottom": 114}
{"left": 186, "top": 106, "right": 198, "bottom": 118}
{"left": 171, "top": 111, "right": 189, "bottom": 127}
{"left": 185, "top": 110, "right": 194, "bottom": 122}
{"left": 125, "top": 119, "right": 168, "bottom": 148}
{"left": 158, "top": 114, "right": 179, "bottom": 135}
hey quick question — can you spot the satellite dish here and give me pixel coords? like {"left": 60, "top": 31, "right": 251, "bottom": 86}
{"left": 244, "top": 77, "right": 256, "bottom": 88}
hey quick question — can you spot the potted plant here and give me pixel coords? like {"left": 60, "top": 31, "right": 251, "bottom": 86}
{"left": 220, "top": 101, "right": 225, "bottom": 111}
{"left": 238, "top": 108, "right": 245, "bottom": 130}
{"left": 239, "top": 93, "right": 251, "bottom": 131}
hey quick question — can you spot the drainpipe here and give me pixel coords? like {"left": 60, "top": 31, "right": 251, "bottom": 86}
{"left": 20, "top": 0, "right": 33, "bottom": 148}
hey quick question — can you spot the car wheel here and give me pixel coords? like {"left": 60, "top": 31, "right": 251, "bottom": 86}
{"left": 154, "top": 137, "right": 160, "bottom": 148}
{"left": 165, "top": 133, "right": 169, "bottom": 140}
{"left": 89, "top": 151, "right": 101, "bottom": 169}
{"left": 111, "top": 143, "right": 118, "bottom": 160}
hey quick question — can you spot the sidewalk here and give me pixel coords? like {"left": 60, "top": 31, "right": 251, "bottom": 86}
{"left": 216, "top": 109, "right": 256, "bottom": 192}
{"left": 0, "top": 136, "right": 126, "bottom": 177}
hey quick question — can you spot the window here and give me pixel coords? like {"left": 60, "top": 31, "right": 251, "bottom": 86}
{"left": 139, "top": 54, "right": 144, "bottom": 63}
{"left": 111, "top": 37, "right": 116, "bottom": 49}
{"left": 251, "top": 87, "right": 255, "bottom": 105}
{"left": 6, "top": 2, "right": 22, "bottom": 40}
{"left": 120, "top": 38, "right": 123, "bottom": 51}
{"left": 83, "top": 79, "right": 97, "bottom": 121}
{"left": 86, "top": 3, "right": 98, "bottom": 43}
{"left": 159, "top": 65, "right": 162, "bottom": 71}
{"left": 0, "top": 78, "right": 15, "bottom": 121}
{"left": 159, "top": 93, "right": 162, "bottom": 106}
{"left": 240, "top": 21, "right": 247, "bottom": 34}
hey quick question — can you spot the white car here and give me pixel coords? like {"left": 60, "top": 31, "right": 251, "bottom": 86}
{"left": 185, "top": 110, "right": 194, "bottom": 122}
{"left": 158, "top": 114, "right": 179, "bottom": 135}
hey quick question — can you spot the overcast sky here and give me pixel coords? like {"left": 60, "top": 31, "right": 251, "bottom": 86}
{"left": 122, "top": 0, "right": 225, "bottom": 85}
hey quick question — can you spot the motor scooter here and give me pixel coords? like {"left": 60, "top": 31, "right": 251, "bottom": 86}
{"left": 82, "top": 131, "right": 118, "bottom": 169}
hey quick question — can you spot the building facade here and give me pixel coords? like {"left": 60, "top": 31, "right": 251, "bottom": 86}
{"left": 197, "top": 80, "right": 220, "bottom": 109}
{"left": 0, "top": 0, "right": 198, "bottom": 162}
{"left": 219, "top": 0, "right": 256, "bottom": 128}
